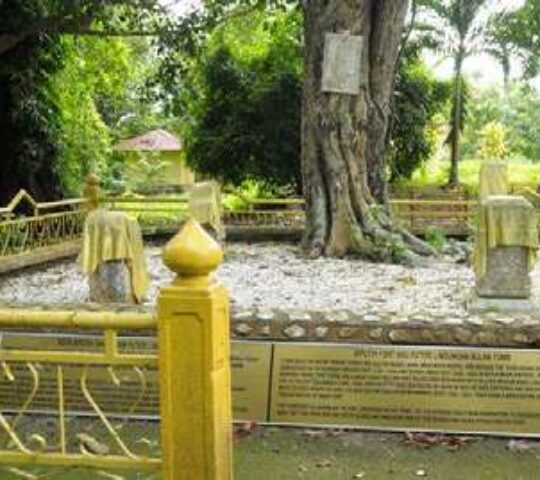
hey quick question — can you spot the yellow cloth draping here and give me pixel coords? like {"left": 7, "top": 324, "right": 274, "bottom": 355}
{"left": 79, "top": 209, "right": 149, "bottom": 302}
{"left": 473, "top": 195, "right": 538, "bottom": 280}
{"left": 478, "top": 161, "right": 508, "bottom": 200}
{"left": 188, "top": 181, "right": 223, "bottom": 238}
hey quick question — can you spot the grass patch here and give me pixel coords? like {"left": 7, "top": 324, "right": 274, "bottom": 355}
{"left": 405, "top": 157, "right": 540, "bottom": 192}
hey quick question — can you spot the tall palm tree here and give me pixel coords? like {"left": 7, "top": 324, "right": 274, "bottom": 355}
{"left": 421, "top": 0, "right": 488, "bottom": 187}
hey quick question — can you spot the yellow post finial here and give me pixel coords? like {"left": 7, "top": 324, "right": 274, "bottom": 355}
{"left": 163, "top": 218, "right": 223, "bottom": 286}
{"left": 86, "top": 172, "right": 100, "bottom": 186}
{"left": 157, "top": 217, "right": 232, "bottom": 480}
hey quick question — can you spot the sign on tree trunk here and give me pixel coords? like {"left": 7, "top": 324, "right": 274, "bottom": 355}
{"left": 321, "top": 33, "right": 363, "bottom": 95}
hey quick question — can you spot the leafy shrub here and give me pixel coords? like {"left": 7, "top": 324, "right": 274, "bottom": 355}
{"left": 478, "top": 121, "right": 508, "bottom": 160}
{"left": 389, "top": 48, "right": 452, "bottom": 182}
{"left": 425, "top": 226, "right": 446, "bottom": 252}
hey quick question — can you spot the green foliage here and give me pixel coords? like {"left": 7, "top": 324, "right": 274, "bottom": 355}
{"left": 127, "top": 151, "right": 171, "bottom": 192}
{"left": 478, "top": 121, "right": 507, "bottom": 160}
{"left": 485, "top": 12, "right": 515, "bottom": 85}
{"left": 424, "top": 226, "right": 446, "bottom": 252}
{"left": 462, "top": 85, "right": 540, "bottom": 162}
{"left": 390, "top": 49, "right": 451, "bottom": 181}
{"left": 52, "top": 35, "right": 148, "bottom": 196}
{"left": 0, "top": 33, "right": 65, "bottom": 201}
{"left": 222, "top": 194, "right": 249, "bottom": 211}
{"left": 0, "top": 1, "right": 166, "bottom": 201}
{"left": 418, "top": 0, "right": 504, "bottom": 184}
{"left": 185, "top": 9, "right": 302, "bottom": 191}
{"left": 410, "top": 158, "right": 540, "bottom": 190}
{"left": 495, "top": 0, "right": 540, "bottom": 79}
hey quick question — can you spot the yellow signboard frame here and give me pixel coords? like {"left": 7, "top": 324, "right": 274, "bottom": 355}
{"left": 3, "top": 334, "right": 540, "bottom": 437}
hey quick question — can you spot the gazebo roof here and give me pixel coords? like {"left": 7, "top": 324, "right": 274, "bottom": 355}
{"left": 113, "top": 129, "right": 183, "bottom": 152}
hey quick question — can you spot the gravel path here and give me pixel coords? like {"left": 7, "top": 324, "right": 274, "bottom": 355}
{"left": 1, "top": 242, "right": 539, "bottom": 317}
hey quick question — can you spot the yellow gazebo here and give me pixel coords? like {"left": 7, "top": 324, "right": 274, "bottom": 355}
{"left": 113, "top": 129, "right": 195, "bottom": 187}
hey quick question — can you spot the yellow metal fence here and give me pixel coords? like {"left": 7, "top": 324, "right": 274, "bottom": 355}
{"left": 0, "top": 309, "right": 161, "bottom": 476}
{"left": 0, "top": 219, "right": 233, "bottom": 479}
{"left": 0, "top": 190, "right": 86, "bottom": 273}
{"left": 0, "top": 183, "right": 483, "bottom": 272}
{"left": 101, "top": 195, "right": 189, "bottom": 235}
{"left": 223, "top": 196, "right": 478, "bottom": 236}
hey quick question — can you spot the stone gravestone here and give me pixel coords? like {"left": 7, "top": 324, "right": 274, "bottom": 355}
{"left": 478, "top": 160, "right": 508, "bottom": 200}
{"left": 188, "top": 181, "right": 224, "bottom": 241}
{"left": 80, "top": 209, "right": 149, "bottom": 304}
{"left": 471, "top": 195, "right": 538, "bottom": 311}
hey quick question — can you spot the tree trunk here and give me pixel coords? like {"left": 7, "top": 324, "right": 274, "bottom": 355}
{"left": 448, "top": 49, "right": 464, "bottom": 188}
{"left": 502, "top": 52, "right": 510, "bottom": 93}
{"left": 302, "top": 0, "right": 414, "bottom": 259}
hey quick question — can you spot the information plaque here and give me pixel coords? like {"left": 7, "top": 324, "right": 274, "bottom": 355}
{"left": 3, "top": 333, "right": 540, "bottom": 436}
{"left": 321, "top": 33, "right": 363, "bottom": 94}
{"left": 269, "top": 344, "right": 540, "bottom": 435}
{"left": 231, "top": 342, "right": 272, "bottom": 421}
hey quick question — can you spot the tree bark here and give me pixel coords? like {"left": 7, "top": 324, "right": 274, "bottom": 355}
{"left": 302, "top": 0, "right": 414, "bottom": 259}
{"left": 448, "top": 48, "right": 464, "bottom": 188}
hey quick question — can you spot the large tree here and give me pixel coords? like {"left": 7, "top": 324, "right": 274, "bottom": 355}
{"left": 154, "top": 0, "right": 434, "bottom": 260}
{"left": 301, "top": 0, "right": 414, "bottom": 258}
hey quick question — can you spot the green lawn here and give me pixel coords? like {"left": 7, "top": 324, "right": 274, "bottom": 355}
{"left": 406, "top": 157, "right": 540, "bottom": 192}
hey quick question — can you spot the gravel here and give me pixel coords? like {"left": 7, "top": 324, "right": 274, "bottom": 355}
{"left": 0, "top": 242, "right": 487, "bottom": 317}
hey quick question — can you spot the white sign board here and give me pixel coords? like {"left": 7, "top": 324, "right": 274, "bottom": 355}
{"left": 322, "top": 33, "right": 363, "bottom": 95}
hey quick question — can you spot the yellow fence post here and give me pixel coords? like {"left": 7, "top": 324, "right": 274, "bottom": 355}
{"left": 158, "top": 218, "right": 232, "bottom": 480}
{"left": 83, "top": 173, "right": 101, "bottom": 211}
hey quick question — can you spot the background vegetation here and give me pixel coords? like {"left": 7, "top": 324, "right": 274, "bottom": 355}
{"left": 1, "top": 0, "right": 540, "bottom": 203}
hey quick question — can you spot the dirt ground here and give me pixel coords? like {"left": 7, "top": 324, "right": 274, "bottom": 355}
{"left": 1, "top": 426, "right": 539, "bottom": 479}
{"left": 235, "top": 427, "right": 540, "bottom": 480}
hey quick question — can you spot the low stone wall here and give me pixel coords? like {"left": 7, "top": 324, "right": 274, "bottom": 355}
{"left": 230, "top": 307, "right": 540, "bottom": 348}
{"left": 1, "top": 302, "right": 538, "bottom": 348}
{"left": 0, "top": 240, "right": 81, "bottom": 275}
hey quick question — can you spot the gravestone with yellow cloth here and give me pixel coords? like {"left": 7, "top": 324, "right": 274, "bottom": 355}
{"left": 188, "top": 181, "right": 224, "bottom": 240}
{"left": 478, "top": 160, "right": 508, "bottom": 201}
{"left": 471, "top": 161, "right": 538, "bottom": 310}
{"left": 474, "top": 196, "right": 537, "bottom": 298}
{"left": 80, "top": 175, "right": 149, "bottom": 304}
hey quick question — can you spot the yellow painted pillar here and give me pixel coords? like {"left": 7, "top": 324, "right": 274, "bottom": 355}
{"left": 158, "top": 218, "right": 232, "bottom": 480}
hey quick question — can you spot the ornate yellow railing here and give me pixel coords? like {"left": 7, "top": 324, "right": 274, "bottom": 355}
{"left": 0, "top": 181, "right": 482, "bottom": 273}
{"left": 389, "top": 199, "right": 477, "bottom": 235}
{"left": 0, "top": 190, "right": 86, "bottom": 273}
{"left": 223, "top": 209, "right": 306, "bottom": 231}
{"left": 0, "top": 219, "right": 233, "bottom": 479}
{"left": 0, "top": 210, "right": 85, "bottom": 255}
{"left": 0, "top": 308, "right": 160, "bottom": 478}
{"left": 223, "top": 195, "right": 478, "bottom": 236}
{"left": 101, "top": 195, "right": 189, "bottom": 235}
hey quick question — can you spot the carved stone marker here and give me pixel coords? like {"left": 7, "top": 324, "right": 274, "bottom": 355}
{"left": 478, "top": 160, "right": 508, "bottom": 200}
{"left": 80, "top": 209, "right": 149, "bottom": 304}
{"left": 471, "top": 195, "right": 538, "bottom": 310}
{"left": 88, "top": 260, "right": 134, "bottom": 303}
{"left": 321, "top": 33, "right": 363, "bottom": 95}
{"left": 476, "top": 246, "right": 531, "bottom": 298}
{"left": 188, "top": 181, "right": 224, "bottom": 240}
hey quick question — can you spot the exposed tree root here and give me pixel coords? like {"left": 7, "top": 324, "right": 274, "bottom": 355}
{"left": 304, "top": 208, "right": 437, "bottom": 266}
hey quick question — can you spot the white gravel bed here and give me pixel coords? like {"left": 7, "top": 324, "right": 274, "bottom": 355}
{"left": 0, "top": 242, "right": 538, "bottom": 317}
